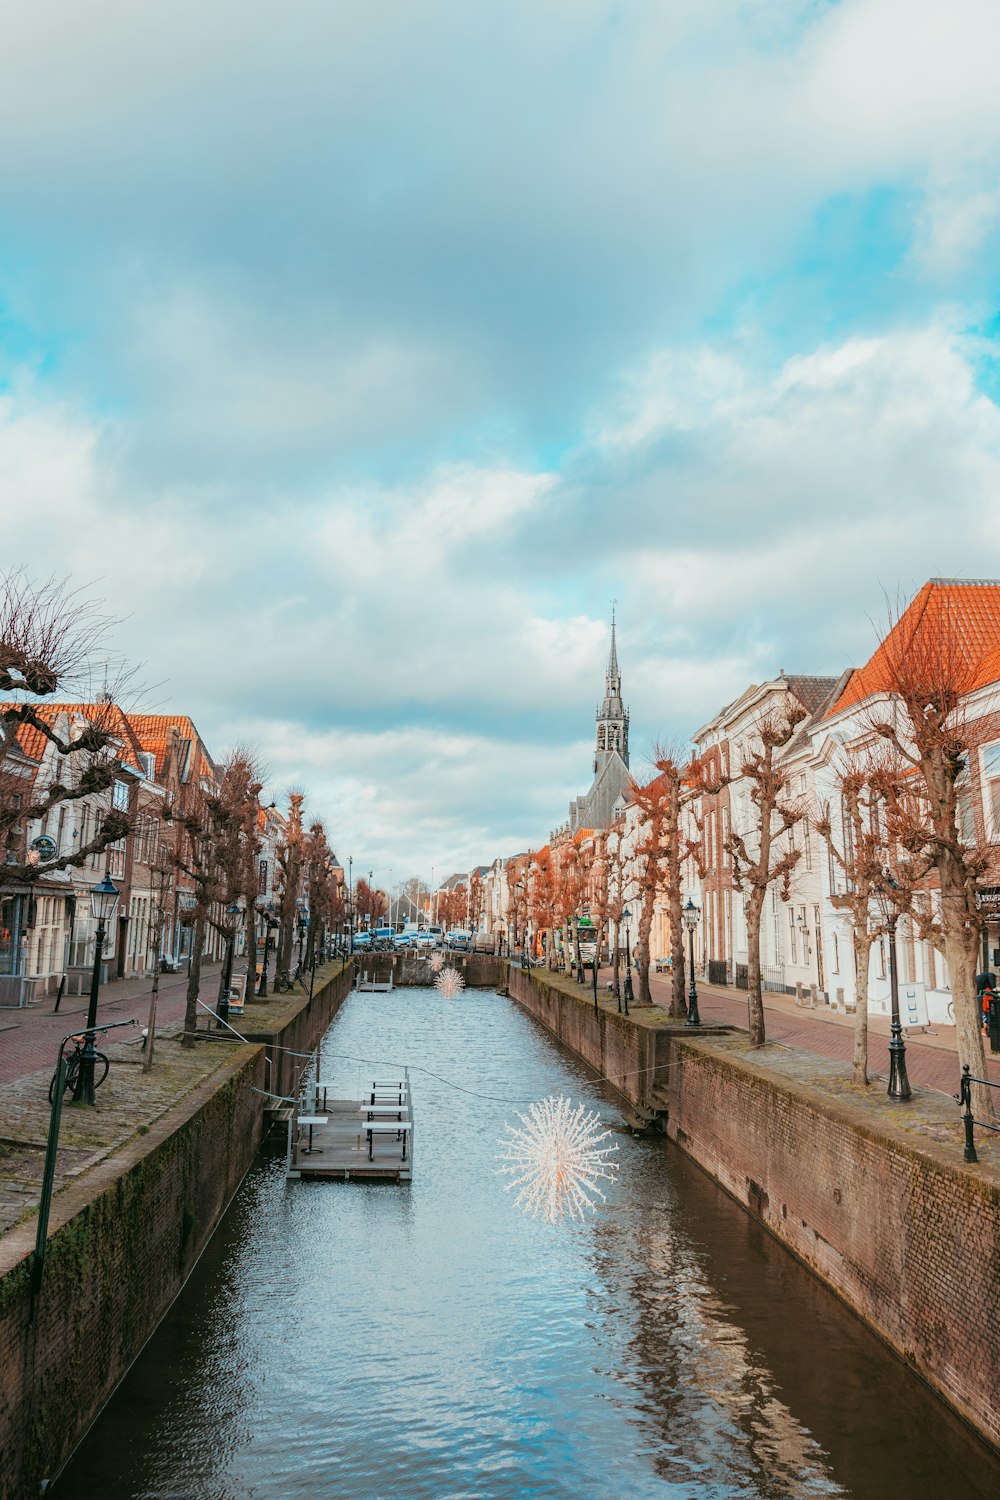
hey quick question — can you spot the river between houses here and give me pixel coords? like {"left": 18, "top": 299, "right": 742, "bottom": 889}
{"left": 56, "top": 986, "right": 999, "bottom": 1499}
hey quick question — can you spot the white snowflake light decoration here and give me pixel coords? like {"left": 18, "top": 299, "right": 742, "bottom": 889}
{"left": 435, "top": 965, "right": 466, "bottom": 998}
{"left": 497, "top": 1095, "right": 619, "bottom": 1223}
{"left": 429, "top": 951, "right": 445, "bottom": 973}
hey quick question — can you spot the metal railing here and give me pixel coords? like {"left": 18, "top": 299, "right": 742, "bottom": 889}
{"left": 955, "top": 1063, "right": 1000, "bottom": 1164}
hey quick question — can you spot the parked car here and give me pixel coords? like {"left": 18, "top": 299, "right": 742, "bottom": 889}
{"left": 352, "top": 932, "right": 372, "bottom": 950}
{"left": 447, "top": 930, "right": 470, "bottom": 951}
{"left": 393, "top": 932, "right": 414, "bottom": 950}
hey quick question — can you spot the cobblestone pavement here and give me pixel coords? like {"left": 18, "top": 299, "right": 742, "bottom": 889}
{"left": 0, "top": 961, "right": 230, "bottom": 1086}
{"left": 0, "top": 1021, "right": 244, "bottom": 1236}
{"left": 0, "top": 960, "right": 342, "bottom": 1239}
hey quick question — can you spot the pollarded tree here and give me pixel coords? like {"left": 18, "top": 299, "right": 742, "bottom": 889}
{"left": 629, "top": 773, "right": 670, "bottom": 1008}
{"left": 866, "top": 599, "right": 998, "bottom": 1118}
{"left": 0, "top": 571, "right": 134, "bottom": 886}
{"left": 815, "top": 764, "right": 891, "bottom": 1086}
{"left": 724, "top": 707, "right": 807, "bottom": 1046}
{"left": 275, "top": 792, "right": 305, "bottom": 975}
{"left": 634, "top": 746, "right": 704, "bottom": 1017}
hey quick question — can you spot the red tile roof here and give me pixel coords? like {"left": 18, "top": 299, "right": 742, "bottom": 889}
{"left": 11, "top": 702, "right": 147, "bottom": 775}
{"left": 829, "top": 579, "right": 1000, "bottom": 715}
{"left": 967, "top": 641, "right": 1000, "bottom": 694}
{"left": 123, "top": 713, "right": 215, "bottom": 782}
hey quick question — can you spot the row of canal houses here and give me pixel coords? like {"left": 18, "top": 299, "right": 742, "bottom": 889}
{"left": 474, "top": 580, "right": 1000, "bottom": 1028}
{"left": 0, "top": 704, "right": 291, "bottom": 1004}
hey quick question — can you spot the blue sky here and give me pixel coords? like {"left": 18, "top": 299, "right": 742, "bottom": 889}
{"left": 4, "top": 0, "right": 1000, "bottom": 883}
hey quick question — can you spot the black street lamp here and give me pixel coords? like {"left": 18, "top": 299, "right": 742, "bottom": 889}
{"left": 683, "top": 897, "right": 702, "bottom": 1026}
{"left": 218, "top": 901, "right": 241, "bottom": 1028}
{"left": 592, "top": 937, "right": 599, "bottom": 1019}
{"left": 622, "top": 907, "right": 632, "bottom": 1017}
{"left": 257, "top": 903, "right": 275, "bottom": 997}
{"left": 877, "top": 870, "right": 911, "bottom": 1102}
{"left": 72, "top": 874, "right": 120, "bottom": 1104}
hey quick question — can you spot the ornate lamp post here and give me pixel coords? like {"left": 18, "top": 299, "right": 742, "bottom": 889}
{"left": 683, "top": 897, "right": 702, "bottom": 1026}
{"left": 72, "top": 875, "right": 120, "bottom": 1104}
{"left": 218, "top": 901, "right": 241, "bottom": 1028}
{"left": 879, "top": 871, "right": 911, "bottom": 1102}
{"left": 621, "top": 907, "right": 632, "bottom": 1017}
{"left": 257, "top": 902, "right": 276, "bottom": 997}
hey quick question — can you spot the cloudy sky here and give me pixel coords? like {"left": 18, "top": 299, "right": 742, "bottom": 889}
{"left": 4, "top": 0, "right": 1000, "bottom": 885}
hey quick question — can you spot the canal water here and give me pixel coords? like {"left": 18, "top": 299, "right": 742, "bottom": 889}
{"left": 57, "top": 987, "right": 999, "bottom": 1499}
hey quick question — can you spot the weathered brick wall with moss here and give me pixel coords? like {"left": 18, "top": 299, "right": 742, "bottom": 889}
{"left": 242, "top": 962, "right": 355, "bottom": 1101}
{"left": 0, "top": 1046, "right": 265, "bottom": 1500}
{"left": 661, "top": 1038, "right": 1000, "bottom": 1451}
{"left": 505, "top": 962, "right": 672, "bottom": 1106}
{"left": 0, "top": 963, "right": 356, "bottom": 1499}
{"left": 506, "top": 963, "right": 1000, "bottom": 1452}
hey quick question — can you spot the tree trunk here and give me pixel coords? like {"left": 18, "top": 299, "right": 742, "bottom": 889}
{"left": 745, "top": 888, "right": 766, "bottom": 1046}
{"left": 143, "top": 915, "right": 162, "bottom": 1073}
{"left": 669, "top": 884, "right": 687, "bottom": 1019}
{"left": 636, "top": 885, "right": 655, "bottom": 1006}
{"left": 244, "top": 918, "right": 258, "bottom": 1005}
{"left": 852, "top": 932, "right": 872, "bottom": 1086}
{"left": 182, "top": 911, "right": 205, "bottom": 1046}
{"left": 278, "top": 918, "right": 294, "bottom": 979}
{"left": 944, "top": 928, "right": 994, "bottom": 1120}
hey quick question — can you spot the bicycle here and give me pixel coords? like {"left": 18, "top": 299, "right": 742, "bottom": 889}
{"left": 49, "top": 1034, "right": 110, "bottom": 1104}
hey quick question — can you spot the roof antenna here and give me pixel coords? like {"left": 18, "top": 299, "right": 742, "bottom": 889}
{"left": 100, "top": 658, "right": 113, "bottom": 704}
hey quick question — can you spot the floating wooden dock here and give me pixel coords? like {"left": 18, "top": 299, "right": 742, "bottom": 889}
{"left": 286, "top": 1071, "right": 413, "bottom": 1181}
{"left": 355, "top": 971, "right": 394, "bottom": 992}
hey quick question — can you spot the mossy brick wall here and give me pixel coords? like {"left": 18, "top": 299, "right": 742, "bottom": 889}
{"left": 0, "top": 964, "right": 356, "bottom": 1499}
{"left": 507, "top": 964, "right": 1000, "bottom": 1453}
{"left": 0, "top": 1047, "right": 265, "bottom": 1500}
{"left": 662, "top": 1040, "right": 1000, "bottom": 1451}
{"left": 505, "top": 963, "right": 671, "bottom": 1106}
{"left": 242, "top": 963, "right": 355, "bottom": 1102}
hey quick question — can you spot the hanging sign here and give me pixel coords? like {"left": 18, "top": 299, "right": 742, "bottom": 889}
{"left": 30, "top": 835, "right": 57, "bottom": 861}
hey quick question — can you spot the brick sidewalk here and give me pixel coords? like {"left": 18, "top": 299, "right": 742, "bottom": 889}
{"left": 595, "top": 965, "right": 1000, "bottom": 1097}
{"left": 0, "top": 961, "right": 229, "bottom": 1086}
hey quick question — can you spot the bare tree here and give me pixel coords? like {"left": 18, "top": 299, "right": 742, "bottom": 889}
{"left": 815, "top": 765, "right": 890, "bottom": 1085}
{"left": 1, "top": 571, "right": 136, "bottom": 887}
{"left": 865, "top": 596, "right": 997, "bottom": 1116}
{"left": 724, "top": 707, "right": 807, "bottom": 1046}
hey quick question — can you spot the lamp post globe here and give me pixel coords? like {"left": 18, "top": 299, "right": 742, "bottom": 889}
{"left": 621, "top": 907, "right": 632, "bottom": 1017}
{"left": 73, "top": 875, "right": 120, "bottom": 1104}
{"left": 682, "top": 897, "right": 702, "bottom": 1027}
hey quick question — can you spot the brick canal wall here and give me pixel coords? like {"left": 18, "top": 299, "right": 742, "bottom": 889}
{"left": 357, "top": 953, "right": 502, "bottom": 988}
{"left": 0, "top": 963, "right": 354, "bottom": 1500}
{"left": 506, "top": 961, "right": 673, "bottom": 1107}
{"left": 505, "top": 962, "right": 1000, "bottom": 1453}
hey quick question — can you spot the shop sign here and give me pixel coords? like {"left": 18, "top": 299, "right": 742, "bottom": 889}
{"left": 976, "top": 886, "right": 1000, "bottom": 917}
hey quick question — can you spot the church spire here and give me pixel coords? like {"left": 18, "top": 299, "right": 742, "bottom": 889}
{"left": 594, "top": 611, "right": 629, "bottom": 775}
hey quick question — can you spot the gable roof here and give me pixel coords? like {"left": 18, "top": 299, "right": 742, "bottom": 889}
{"left": 828, "top": 579, "right": 1000, "bottom": 716}
{"left": 124, "top": 713, "right": 215, "bottom": 782}
{"left": 12, "top": 702, "right": 147, "bottom": 777}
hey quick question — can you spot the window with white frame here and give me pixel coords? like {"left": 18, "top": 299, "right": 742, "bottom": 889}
{"left": 980, "top": 742, "right": 1000, "bottom": 840}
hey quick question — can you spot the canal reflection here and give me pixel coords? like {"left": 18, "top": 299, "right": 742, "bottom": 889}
{"left": 55, "top": 988, "right": 1000, "bottom": 1499}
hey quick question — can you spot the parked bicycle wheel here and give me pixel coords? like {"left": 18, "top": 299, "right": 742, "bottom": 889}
{"left": 48, "top": 1049, "right": 110, "bottom": 1104}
